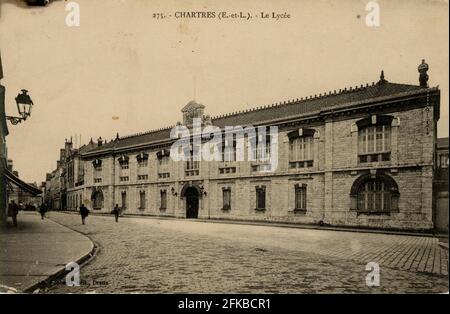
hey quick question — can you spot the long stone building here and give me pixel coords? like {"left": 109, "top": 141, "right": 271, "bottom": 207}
{"left": 53, "top": 61, "right": 442, "bottom": 231}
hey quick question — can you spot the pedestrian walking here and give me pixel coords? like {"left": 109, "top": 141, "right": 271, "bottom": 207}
{"left": 39, "top": 202, "right": 48, "bottom": 220}
{"left": 112, "top": 204, "right": 120, "bottom": 222}
{"left": 8, "top": 200, "right": 19, "bottom": 227}
{"left": 79, "top": 204, "right": 90, "bottom": 225}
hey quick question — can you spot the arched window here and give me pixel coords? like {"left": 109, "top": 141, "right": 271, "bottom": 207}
{"left": 357, "top": 115, "right": 393, "bottom": 163}
{"left": 350, "top": 173, "right": 399, "bottom": 214}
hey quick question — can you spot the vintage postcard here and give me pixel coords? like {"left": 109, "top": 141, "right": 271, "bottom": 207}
{"left": 0, "top": 0, "right": 448, "bottom": 301}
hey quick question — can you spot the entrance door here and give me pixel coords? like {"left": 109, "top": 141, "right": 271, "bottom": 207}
{"left": 185, "top": 187, "right": 199, "bottom": 218}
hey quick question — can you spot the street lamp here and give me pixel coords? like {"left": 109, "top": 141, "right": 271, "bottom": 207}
{"left": 200, "top": 185, "right": 207, "bottom": 196}
{"left": 6, "top": 89, "right": 34, "bottom": 125}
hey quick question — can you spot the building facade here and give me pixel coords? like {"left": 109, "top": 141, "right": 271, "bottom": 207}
{"left": 50, "top": 61, "right": 442, "bottom": 231}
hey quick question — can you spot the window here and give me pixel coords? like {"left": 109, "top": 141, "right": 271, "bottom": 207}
{"left": 439, "top": 153, "right": 449, "bottom": 168}
{"left": 92, "top": 159, "right": 102, "bottom": 170}
{"left": 94, "top": 164, "right": 102, "bottom": 179}
{"left": 290, "top": 136, "right": 314, "bottom": 162}
{"left": 252, "top": 164, "right": 272, "bottom": 172}
{"left": 357, "top": 180, "right": 391, "bottom": 212}
{"left": 251, "top": 134, "right": 272, "bottom": 162}
{"left": 287, "top": 129, "right": 315, "bottom": 169}
{"left": 160, "top": 190, "right": 167, "bottom": 210}
{"left": 138, "top": 159, "right": 148, "bottom": 167}
{"left": 94, "top": 178, "right": 102, "bottom": 183}
{"left": 222, "top": 188, "right": 231, "bottom": 210}
{"left": 350, "top": 173, "right": 399, "bottom": 214}
{"left": 219, "top": 167, "right": 236, "bottom": 174}
{"left": 120, "top": 176, "right": 129, "bottom": 182}
{"left": 139, "top": 190, "right": 146, "bottom": 210}
{"left": 358, "top": 125, "right": 391, "bottom": 163}
{"left": 295, "top": 184, "right": 307, "bottom": 211}
{"left": 185, "top": 143, "right": 200, "bottom": 176}
{"left": 118, "top": 156, "right": 130, "bottom": 169}
{"left": 158, "top": 173, "right": 170, "bottom": 179}
{"left": 137, "top": 153, "right": 149, "bottom": 168}
{"left": 222, "top": 135, "right": 237, "bottom": 162}
{"left": 255, "top": 186, "right": 266, "bottom": 210}
{"left": 137, "top": 174, "right": 148, "bottom": 181}
{"left": 186, "top": 154, "right": 199, "bottom": 172}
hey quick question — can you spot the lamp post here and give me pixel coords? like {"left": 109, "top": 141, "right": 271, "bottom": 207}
{"left": 200, "top": 185, "right": 207, "bottom": 196}
{"left": 6, "top": 89, "right": 34, "bottom": 125}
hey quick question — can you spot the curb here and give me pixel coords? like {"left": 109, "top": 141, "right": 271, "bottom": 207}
{"left": 439, "top": 242, "right": 449, "bottom": 250}
{"left": 21, "top": 220, "right": 97, "bottom": 294}
{"left": 55, "top": 210, "right": 435, "bottom": 238}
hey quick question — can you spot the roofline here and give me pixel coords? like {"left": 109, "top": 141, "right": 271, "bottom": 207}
{"left": 81, "top": 87, "right": 439, "bottom": 158}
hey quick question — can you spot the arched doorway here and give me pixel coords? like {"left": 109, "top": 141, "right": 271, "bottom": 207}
{"left": 184, "top": 186, "right": 199, "bottom": 218}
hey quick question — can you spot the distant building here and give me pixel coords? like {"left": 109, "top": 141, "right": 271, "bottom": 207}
{"left": 48, "top": 60, "right": 441, "bottom": 231}
{"left": 43, "top": 138, "right": 97, "bottom": 211}
{"left": 6, "top": 160, "right": 42, "bottom": 209}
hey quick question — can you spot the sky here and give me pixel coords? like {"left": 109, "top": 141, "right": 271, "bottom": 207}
{"left": 0, "top": 0, "right": 448, "bottom": 184}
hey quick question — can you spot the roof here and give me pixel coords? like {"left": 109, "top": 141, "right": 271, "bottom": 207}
{"left": 437, "top": 137, "right": 449, "bottom": 149}
{"left": 83, "top": 77, "right": 434, "bottom": 156}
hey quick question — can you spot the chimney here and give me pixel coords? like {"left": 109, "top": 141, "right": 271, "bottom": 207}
{"left": 97, "top": 137, "right": 103, "bottom": 147}
{"left": 65, "top": 137, "right": 73, "bottom": 152}
{"left": 418, "top": 59, "right": 429, "bottom": 88}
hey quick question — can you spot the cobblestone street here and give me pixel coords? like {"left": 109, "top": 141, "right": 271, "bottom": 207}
{"left": 47, "top": 212, "right": 448, "bottom": 293}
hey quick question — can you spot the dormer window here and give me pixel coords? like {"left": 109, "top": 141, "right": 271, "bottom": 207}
{"left": 157, "top": 149, "right": 170, "bottom": 164}
{"left": 92, "top": 158, "right": 102, "bottom": 170}
{"left": 357, "top": 115, "right": 393, "bottom": 163}
{"left": 136, "top": 152, "right": 149, "bottom": 167}
{"left": 288, "top": 128, "right": 315, "bottom": 168}
{"left": 118, "top": 155, "right": 129, "bottom": 169}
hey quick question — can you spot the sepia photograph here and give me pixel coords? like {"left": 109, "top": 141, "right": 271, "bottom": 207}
{"left": 0, "top": 0, "right": 448, "bottom": 303}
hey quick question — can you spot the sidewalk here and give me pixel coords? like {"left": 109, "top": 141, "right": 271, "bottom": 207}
{"left": 0, "top": 211, "right": 94, "bottom": 293}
